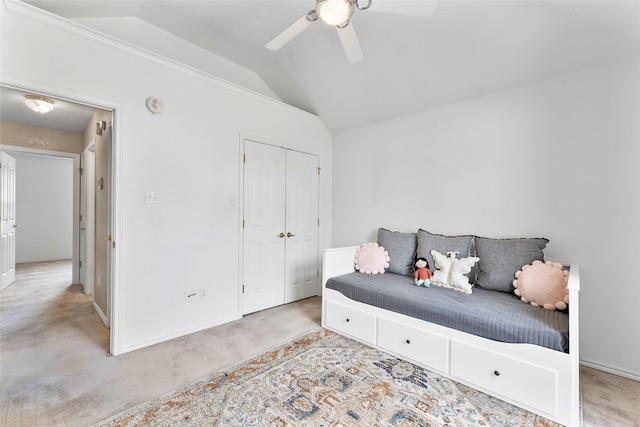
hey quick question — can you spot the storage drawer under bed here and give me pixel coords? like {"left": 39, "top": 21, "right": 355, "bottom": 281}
{"left": 377, "top": 317, "right": 449, "bottom": 373}
{"left": 450, "top": 340, "right": 558, "bottom": 416}
{"left": 325, "top": 300, "right": 376, "bottom": 345}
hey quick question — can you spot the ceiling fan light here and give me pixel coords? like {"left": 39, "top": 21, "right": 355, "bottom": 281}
{"left": 317, "top": 0, "right": 352, "bottom": 26}
{"left": 24, "top": 95, "right": 55, "bottom": 114}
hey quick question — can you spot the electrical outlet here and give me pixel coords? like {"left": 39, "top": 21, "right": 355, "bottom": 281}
{"left": 145, "top": 190, "right": 160, "bottom": 204}
{"left": 200, "top": 288, "right": 207, "bottom": 299}
{"left": 184, "top": 290, "right": 197, "bottom": 303}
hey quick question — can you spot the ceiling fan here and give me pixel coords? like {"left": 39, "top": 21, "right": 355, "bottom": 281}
{"left": 265, "top": 0, "right": 438, "bottom": 64}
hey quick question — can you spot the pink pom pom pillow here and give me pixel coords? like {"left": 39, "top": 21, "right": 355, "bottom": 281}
{"left": 354, "top": 242, "right": 390, "bottom": 274}
{"left": 513, "top": 260, "right": 569, "bottom": 310}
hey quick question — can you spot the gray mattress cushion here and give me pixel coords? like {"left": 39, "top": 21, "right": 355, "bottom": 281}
{"left": 326, "top": 272, "right": 569, "bottom": 352}
{"left": 475, "top": 236, "right": 549, "bottom": 292}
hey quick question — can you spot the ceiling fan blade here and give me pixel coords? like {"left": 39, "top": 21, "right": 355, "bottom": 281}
{"left": 266, "top": 13, "right": 315, "bottom": 51}
{"left": 337, "top": 24, "right": 363, "bottom": 64}
{"left": 371, "top": 1, "right": 438, "bottom": 18}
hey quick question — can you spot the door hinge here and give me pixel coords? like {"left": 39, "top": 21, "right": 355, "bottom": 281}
{"left": 317, "top": 167, "right": 321, "bottom": 175}
{"left": 78, "top": 167, "right": 83, "bottom": 175}
{"left": 243, "top": 153, "right": 246, "bottom": 163}
{"left": 317, "top": 269, "right": 320, "bottom": 278}
{"left": 242, "top": 284, "right": 245, "bottom": 294}
{"left": 243, "top": 219, "right": 245, "bottom": 228}
{"left": 79, "top": 214, "right": 83, "bottom": 222}
{"left": 317, "top": 218, "right": 320, "bottom": 226}
{"left": 79, "top": 260, "right": 83, "bottom": 268}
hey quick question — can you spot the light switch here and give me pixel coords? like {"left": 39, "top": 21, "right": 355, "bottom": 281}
{"left": 145, "top": 190, "right": 160, "bottom": 204}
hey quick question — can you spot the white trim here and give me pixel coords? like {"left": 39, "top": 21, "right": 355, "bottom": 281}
{"left": 239, "top": 132, "right": 322, "bottom": 157}
{"left": 109, "top": 108, "right": 124, "bottom": 356}
{"left": 14, "top": 257, "right": 73, "bottom": 263}
{"left": 580, "top": 359, "right": 640, "bottom": 382}
{"left": 118, "top": 314, "right": 242, "bottom": 355}
{"left": 2, "top": 0, "right": 323, "bottom": 125}
{"left": 93, "top": 300, "right": 109, "bottom": 328}
{"left": 0, "top": 145, "right": 79, "bottom": 159}
{"left": 237, "top": 137, "right": 245, "bottom": 319}
{"left": 0, "top": 80, "right": 120, "bottom": 114}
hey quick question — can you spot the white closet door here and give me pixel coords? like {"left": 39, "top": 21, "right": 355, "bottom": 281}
{"left": 284, "top": 150, "right": 319, "bottom": 303}
{"left": 243, "top": 141, "right": 286, "bottom": 314}
{"left": 0, "top": 152, "right": 17, "bottom": 291}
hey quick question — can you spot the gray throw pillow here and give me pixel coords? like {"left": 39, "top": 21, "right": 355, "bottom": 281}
{"left": 377, "top": 228, "right": 417, "bottom": 276}
{"left": 475, "top": 236, "right": 549, "bottom": 292}
{"left": 416, "top": 229, "right": 474, "bottom": 275}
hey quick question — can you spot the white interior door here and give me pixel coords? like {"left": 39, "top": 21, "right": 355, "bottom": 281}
{"left": 285, "top": 150, "right": 319, "bottom": 303}
{"left": 0, "top": 152, "right": 17, "bottom": 292}
{"left": 80, "top": 144, "right": 96, "bottom": 295}
{"left": 80, "top": 151, "right": 86, "bottom": 287}
{"left": 243, "top": 141, "right": 286, "bottom": 314}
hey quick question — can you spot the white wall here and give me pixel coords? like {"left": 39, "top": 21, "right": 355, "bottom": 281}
{"left": 13, "top": 153, "right": 73, "bottom": 263}
{"left": 333, "top": 59, "right": 640, "bottom": 379}
{"left": 71, "top": 16, "right": 280, "bottom": 100}
{"left": 1, "top": 3, "right": 332, "bottom": 355}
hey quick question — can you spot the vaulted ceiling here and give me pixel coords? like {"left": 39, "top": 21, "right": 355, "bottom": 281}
{"left": 13, "top": 1, "right": 640, "bottom": 132}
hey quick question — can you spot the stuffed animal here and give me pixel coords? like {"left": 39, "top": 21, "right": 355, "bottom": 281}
{"left": 513, "top": 260, "right": 569, "bottom": 310}
{"left": 430, "top": 250, "right": 479, "bottom": 294}
{"left": 414, "top": 257, "right": 432, "bottom": 287}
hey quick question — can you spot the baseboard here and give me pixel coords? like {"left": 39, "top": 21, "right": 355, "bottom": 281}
{"left": 16, "top": 257, "right": 72, "bottom": 264}
{"left": 93, "top": 301, "right": 109, "bottom": 328}
{"left": 117, "top": 314, "right": 242, "bottom": 355}
{"left": 580, "top": 359, "right": 640, "bottom": 382}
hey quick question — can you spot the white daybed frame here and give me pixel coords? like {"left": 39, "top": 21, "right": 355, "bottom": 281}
{"left": 321, "top": 246, "right": 580, "bottom": 427}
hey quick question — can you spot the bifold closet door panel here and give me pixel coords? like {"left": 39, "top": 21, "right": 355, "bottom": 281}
{"left": 242, "top": 141, "right": 286, "bottom": 315}
{"left": 284, "top": 149, "right": 319, "bottom": 303}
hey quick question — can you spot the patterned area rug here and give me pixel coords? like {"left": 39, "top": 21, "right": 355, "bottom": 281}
{"left": 96, "top": 329, "right": 559, "bottom": 426}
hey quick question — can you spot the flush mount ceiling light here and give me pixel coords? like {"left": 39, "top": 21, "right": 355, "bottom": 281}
{"left": 24, "top": 95, "right": 55, "bottom": 114}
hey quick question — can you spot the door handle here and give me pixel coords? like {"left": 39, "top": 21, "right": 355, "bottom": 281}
{"left": 286, "top": 232, "right": 296, "bottom": 238}
{"left": 105, "top": 235, "right": 112, "bottom": 241}
{"left": 13, "top": 224, "right": 20, "bottom": 228}
{"left": 278, "top": 232, "right": 285, "bottom": 238}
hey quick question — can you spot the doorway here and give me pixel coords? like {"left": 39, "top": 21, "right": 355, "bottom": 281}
{"left": 0, "top": 84, "right": 117, "bottom": 354}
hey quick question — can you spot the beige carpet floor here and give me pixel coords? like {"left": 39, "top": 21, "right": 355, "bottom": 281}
{"left": 1, "top": 260, "right": 639, "bottom": 426}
